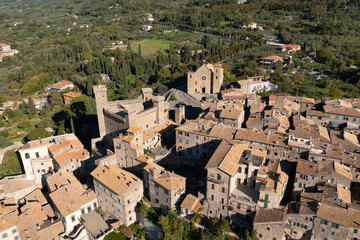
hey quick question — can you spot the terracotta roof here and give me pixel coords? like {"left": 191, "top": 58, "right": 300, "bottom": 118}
{"left": 63, "top": 92, "right": 81, "bottom": 98}
{"left": 47, "top": 171, "right": 96, "bottom": 217}
{"left": 91, "top": 165, "right": 141, "bottom": 196}
{"left": 262, "top": 55, "right": 283, "bottom": 61}
{"left": 208, "top": 124, "right": 237, "bottom": 139}
{"left": 298, "top": 192, "right": 323, "bottom": 215}
{"left": 53, "top": 148, "right": 89, "bottom": 165}
{"left": 296, "top": 160, "right": 319, "bottom": 176}
{"left": 143, "top": 162, "right": 165, "bottom": 179}
{"left": 316, "top": 202, "right": 360, "bottom": 228}
{"left": 180, "top": 194, "right": 202, "bottom": 213}
{"left": 0, "top": 199, "right": 18, "bottom": 232}
{"left": 306, "top": 110, "right": 326, "bottom": 117}
{"left": 336, "top": 185, "right": 351, "bottom": 203}
{"left": 220, "top": 88, "right": 243, "bottom": 95}
{"left": 324, "top": 105, "right": 360, "bottom": 117}
{"left": 143, "top": 119, "right": 177, "bottom": 142}
{"left": 0, "top": 43, "right": 10, "bottom": 46}
{"left": 124, "top": 136, "right": 134, "bottom": 143}
{"left": 254, "top": 207, "right": 286, "bottom": 223}
{"left": 155, "top": 171, "right": 186, "bottom": 192}
{"left": 136, "top": 154, "right": 153, "bottom": 163}
{"left": 206, "top": 140, "right": 266, "bottom": 176}
{"left": 127, "top": 126, "right": 143, "bottom": 133}
{"left": 218, "top": 142, "right": 251, "bottom": 176}
{"left": 0, "top": 178, "right": 36, "bottom": 196}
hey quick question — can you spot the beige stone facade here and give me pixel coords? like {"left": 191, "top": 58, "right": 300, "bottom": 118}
{"left": 91, "top": 165, "right": 143, "bottom": 227}
{"left": 187, "top": 64, "right": 223, "bottom": 94}
{"left": 143, "top": 162, "right": 186, "bottom": 211}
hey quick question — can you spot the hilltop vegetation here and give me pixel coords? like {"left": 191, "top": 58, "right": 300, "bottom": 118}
{"left": 0, "top": 0, "right": 359, "bottom": 147}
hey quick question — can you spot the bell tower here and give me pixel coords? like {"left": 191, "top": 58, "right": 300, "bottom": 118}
{"left": 93, "top": 85, "right": 108, "bottom": 138}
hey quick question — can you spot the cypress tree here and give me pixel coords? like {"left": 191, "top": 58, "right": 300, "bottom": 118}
{"left": 138, "top": 44, "right": 142, "bottom": 57}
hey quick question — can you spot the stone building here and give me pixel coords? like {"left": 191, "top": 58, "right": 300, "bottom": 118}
{"left": 293, "top": 160, "right": 319, "bottom": 192}
{"left": 46, "top": 170, "right": 97, "bottom": 237}
{"left": 175, "top": 118, "right": 237, "bottom": 164}
{"left": 18, "top": 133, "right": 88, "bottom": 185}
{"left": 187, "top": 63, "right": 223, "bottom": 95}
{"left": 285, "top": 192, "right": 322, "bottom": 240}
{"left": 91, "top": 165, "right": 143, "bottom": 227}
{"left": 143, "top": 162, "right": 186, "bottom": 211}
{"left": 113, "top": 120, "right": 176, "bottom": 176}
{"left": 219, "top": 108, "right": 245, "bottom": 128}
{"left": 311, "top": 201, "right": 360, "bottom": 240}
{"left": 204, "top": 140, "right": 266, "bottom": 223}
{"left": 93, "top": 85, "right": 169, "bottom": 140}
{"left": 0, "top": 199, "right": 20, "bottom": 240}
{"left": 253, "top": 207, "right": 287, "bottom": 240}
{"left": 257, "top": 159, "right": 290, "bottom": 209}
{"left": 17, "top": 189, "right": 65, "bottom": 240}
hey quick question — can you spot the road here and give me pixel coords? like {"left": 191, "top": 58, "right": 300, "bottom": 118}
{"left": 173, "top": 89, "right": 202, "bottom": 108}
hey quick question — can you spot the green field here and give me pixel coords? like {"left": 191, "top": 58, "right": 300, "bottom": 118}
{"left": 127, "top": 39, "right": 173, "bottom": 57}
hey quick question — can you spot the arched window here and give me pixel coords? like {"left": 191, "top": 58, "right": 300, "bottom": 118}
{"left": 25, "top": 153, "right": 30, "bottom": 159}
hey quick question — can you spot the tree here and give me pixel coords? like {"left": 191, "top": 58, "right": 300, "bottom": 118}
{"left": 104, "top": 231, "right": 127, "bottom": 240}
{"left": 86, "top": 77, "right": 93, "bottom": 96}
{"left": 138, "top": 44, "right": 142, "bottom": 57}
{"left": 0, "top": 150, "right": 22, "bottom": 176}
{"left": 0, "top": 136, "right": 11, "bottom": 149}
{"left": 27, "top": 97, "right": 36, "bottom": 115}
{"left": 157, "top": 68, "right": 171, "bottom": 83}
{"left": 49, "top": 91, "right": 63, "bottom": 107}
{"left": 244, "top": 229, "right": 259, "bottom": 240}
{"left": 27, "top": 127, "right": 51, "bottom": 141}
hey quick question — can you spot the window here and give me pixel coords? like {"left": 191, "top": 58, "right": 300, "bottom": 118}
{"left": 264, "top": 202, "right": 268, "bottom": 208}
{"left": 245, "top": 168, "right": 248, "bottom": 174}
{"left": 11, "top": 229, "right": 17, "bottom": 234}
{"left": 335, "top": 116, "right": 339, "bottom": 119}
{"left": 238, "top": 167, "right": 242, "bottom": 173}
{"left": 237, "top": 178, "right": 241, "bottom": 185}
{"left": 354, "top": 229, "right": 358, "bottom": 234}
{"left": 211, "top": 184, "right": 214, "bottom": 190}
{"left": 14, "top": 236, "right": 20, "bottom": 240}
{"left": 321, "top": 228, "right": 325, "bottom": 232}
{"left": 217, "top": 174, "right": 221, "bottom": 180}
{"left": 35, "top": 152, "right": 40, "bottom": 158}
{"left": 186, "top": 140, "right": 189, "bottom": 144}
{"left": 265, "top": 194, "right": 269, "bottom": 201}
{"left": 258, "top": 234, "right": 262, "bottom": 238}
{"left": 94, "top": 203, "right": 97, "bottom": 209}
{"left": 354, "top": 118, "right": 357, "bottom": 122}
{"left": 222, "top": 187, "right": 225, "bottom": 193}
{"left": 211, "top": 195, "right": 214, "bottom": 201}
{"left": 327, "top": 114, "right": 330, "bottom": 118}
{"left": 2, "top": 233, "right": 8, "bottom": 238}
{"left": 221, "top": 198, "right": 224, "bottom": 204}
{"left": 81, "top": 209, "right": 85, "bottom": 214}
{"left": 266, "top": 227, "right": 270, "bottom": 231}
{"left": 25, "top": 153, "right": 30, "bottom": 159}
{"left": 87, "top": 206, "right": 91, "bottom": 212}
{"left": 331, "top": 232, "right": 335, "bottom": 236}
{"left": 71, "top": 215, "right": 75, "bottom": 222}
{"left": 179, "top": 139, "right": 182, "bottom": 143}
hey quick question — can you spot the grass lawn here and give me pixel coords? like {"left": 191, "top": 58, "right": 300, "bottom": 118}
{"left": 129, "top": 39, "right": 173, "bottom": 57}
